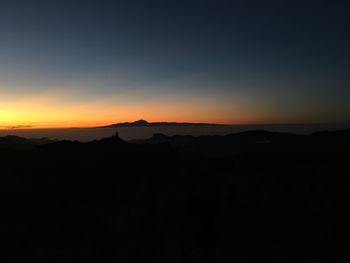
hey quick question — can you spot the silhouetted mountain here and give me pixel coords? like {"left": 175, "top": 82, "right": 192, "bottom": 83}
{"left": 101, "top": 119, "right": 224, "bottom": 128}
{"left": 130, "top": 129, "right": 350, "bottom": 157}
{"left": 1, "top": 129, "right": 350, "bottom": 262}
{"left": 0, "top": 135, "right": 56, "bottom": 150}
{"left": 2, "top": 129, "right": 350, "bottom": 157}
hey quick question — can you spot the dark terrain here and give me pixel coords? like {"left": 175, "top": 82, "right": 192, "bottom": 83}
{"left": 1, "top": 129, "right": 350, "bottom": 262}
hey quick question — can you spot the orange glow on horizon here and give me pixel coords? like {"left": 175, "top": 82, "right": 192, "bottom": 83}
{"left": 0, "top": 100, "right": 313, "bottom": 130}
{"left": 0, "top": 91, "right": 267, "bottom": 129}
{"left": 0, "top": 117, "right": 253, "bottom": 130}
{"left": 0, "top": 106, "right": 266, "bottom": 130}
{"left": 0, "top": 116, "right": 291, "bottom": 130}
{"left": 1, "top": 83, "right": 320, "bottom": 129}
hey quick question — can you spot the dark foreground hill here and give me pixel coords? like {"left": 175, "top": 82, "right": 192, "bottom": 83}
{"left": 131, "top": 129, "right": 350, "bottom": 157}
{"left": 1, "top": 129, "right": 350, "bottom": 262}
{"left": 0, "top": 135, "right": 56, "bottom": 150}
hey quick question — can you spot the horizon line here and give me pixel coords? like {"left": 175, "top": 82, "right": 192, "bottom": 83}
{"left": 1, "top": 120, "right": 350, "bottom": 131}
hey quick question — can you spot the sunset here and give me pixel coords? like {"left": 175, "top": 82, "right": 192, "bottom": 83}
{"left": 0, "top": 84, "right": 263, "bottom": 128}
{"left": 1, "top": 1, "right": 350, "bottom": 262}
{"left": 1, "top": 1, "right": 349, "bottom": 128}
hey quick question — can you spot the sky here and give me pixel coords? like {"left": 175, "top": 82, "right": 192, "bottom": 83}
{"left": 0, "top": 0, "right": 350, "bottom": 128}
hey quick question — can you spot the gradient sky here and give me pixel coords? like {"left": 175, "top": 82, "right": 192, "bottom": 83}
{"left": 1, "top": 0, "right": 350, "bottom": 128}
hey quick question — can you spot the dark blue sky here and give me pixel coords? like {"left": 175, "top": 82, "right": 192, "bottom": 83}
{"left": 1, "top": 0, "right": 350, "bottom": 126}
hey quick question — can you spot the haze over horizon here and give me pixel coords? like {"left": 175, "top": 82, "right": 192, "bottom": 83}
{"left": 1, "top": 0, "right": 350, "bottom": 128}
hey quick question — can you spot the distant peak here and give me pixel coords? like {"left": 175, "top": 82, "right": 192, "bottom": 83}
{"left": 101, "top": 119, "right": 223, "bottom": 128}
{"left": 134, "top": 119, "right": 149, "bottom": 124}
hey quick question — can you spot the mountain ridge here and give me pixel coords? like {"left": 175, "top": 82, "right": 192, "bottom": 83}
{"left": 99, "top": 119, "right": 224, "bottom": 128}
